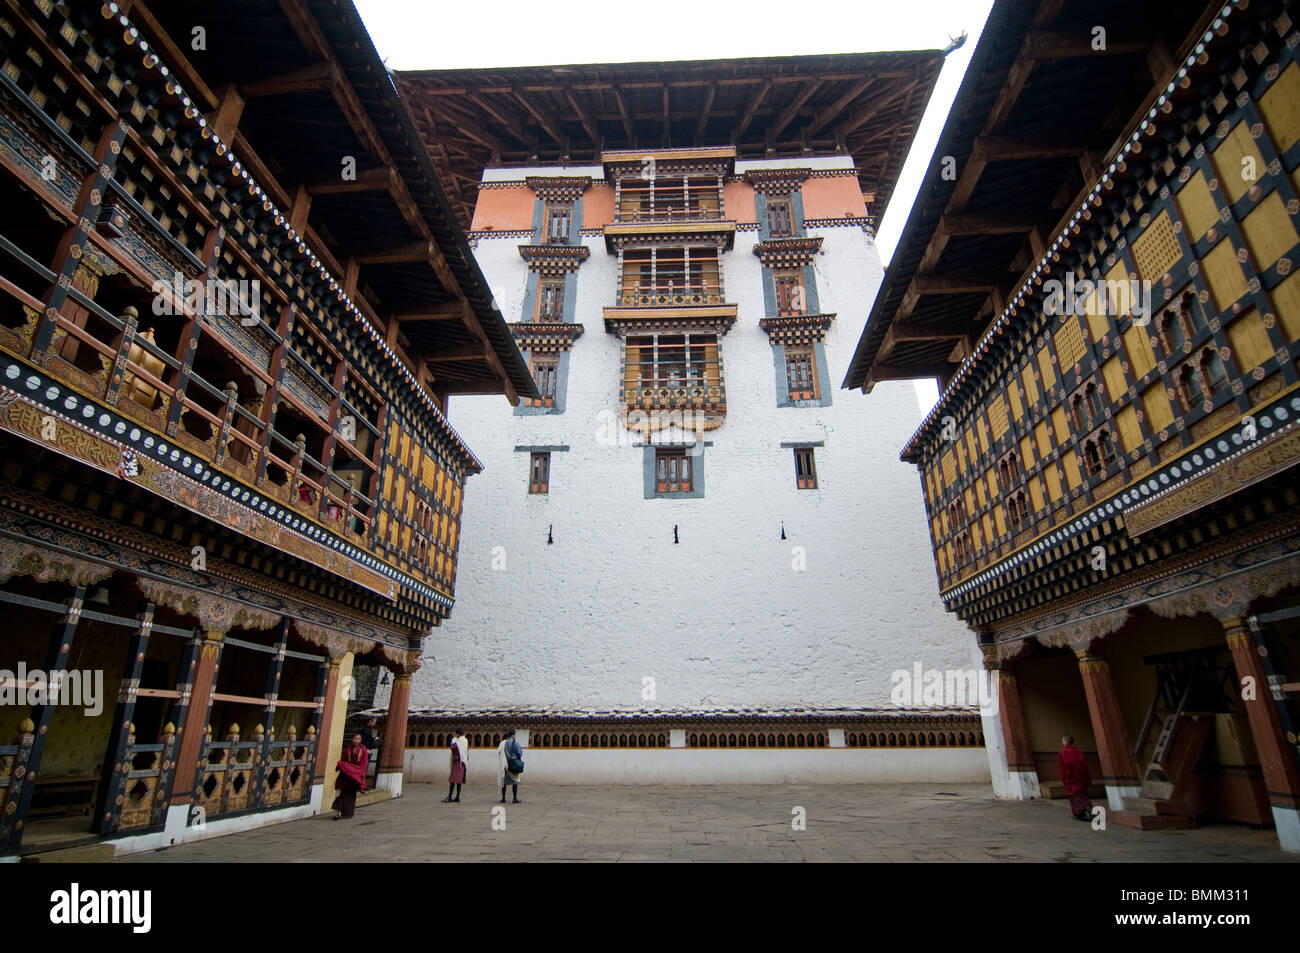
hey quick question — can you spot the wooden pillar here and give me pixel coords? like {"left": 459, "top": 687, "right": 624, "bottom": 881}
{"left": 0, "top": 585, "right": 86, "bottom": 851}
{"left": 168, "top": 631, "right": 224, "bottom": 819}
{"left": 1076, "top": 650, "right": 1141, "bottom": 811}
{"left": 250, "top": 619, "right": 289, "bottom": 807}
{"left": 1224, "top": 617, "right": 1300, "bottom": 852}
{"left": 96, "top": 602, "right": 155, "bottom": 836}
{"left": 994, "top": 669, "right": 1039, "bottom": 798}
{"left": 312, "top": 654, "right": 343, "bottom": 791}
{"left": 376, "top": 673, "right": 411, "bottom": 797}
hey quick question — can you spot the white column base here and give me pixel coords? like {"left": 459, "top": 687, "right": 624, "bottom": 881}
{"left": 1271, "top": 805, "right": 1300, "bottom": 853}
{"left": 375, "top": 770, "right": 403, "bottom": 797}
{"left": 309, "top": 783, "right": 323, "bottom": 814}
{"left": 1003, "top": 769, "right": 1040, "bottom": 800}
{"left": 1106, "top": 784, "right": 1141, "bottom": 812}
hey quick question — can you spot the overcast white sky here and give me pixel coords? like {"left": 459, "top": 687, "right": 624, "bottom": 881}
{"left": 353, "top": 0, "right": 992, "bottom": 411}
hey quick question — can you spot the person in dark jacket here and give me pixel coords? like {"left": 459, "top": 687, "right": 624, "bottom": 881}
{"left": 496, "top": 728, "right": 523, "bottom": 803}
{"left": 1058, "top": 735, "right": 1093, "bottom": 821}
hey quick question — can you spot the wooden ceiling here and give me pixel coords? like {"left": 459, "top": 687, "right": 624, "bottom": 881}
{"left": 131, "top": 0, "right": 536, "bottom": 403}
{"left": 397, "top": 49, "right": 955, "bottom": 229}
{"left": 843, "top": 0, "right": 1222, "bottom": 395}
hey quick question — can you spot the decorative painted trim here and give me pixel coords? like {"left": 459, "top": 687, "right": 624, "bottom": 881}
{"left": 0, "top": 355, "right": 455, "bottom": 609}
{"left": 508, "top": 322, "right": 584, "bottom": 352}
{"left": 743, "top": 168, "right": 812, "bottom": 194}
{"left": 803, "top": 216, "right": 875, "bottom": 230}
{"left": 603, "top": 305, "right": 737, "bottom": 336}
{"left": 604, "top": 220, "right": 737, "bottom": 251}
{"left": 467, "top": 228, "right": 533, "bottom": 240}
{"left": 137, "top": 577, "right": 280, "bottom": 636}
{"left": 517, "top": 243, "right": 590, "bottom": 274}
{"left": 944, "top": 389, "right": 1300, "bottom": 602}
{"left": 753, "top": 236, "right": 823, "bottom": 268}
{"left": 759, "top": 313, "right": 836, "bottom": 346}
{"left": 0, "top": 540, "right": 114, "bottom": 587}
{"left": 524, "top": 176, "right": 591, "bottom": 202}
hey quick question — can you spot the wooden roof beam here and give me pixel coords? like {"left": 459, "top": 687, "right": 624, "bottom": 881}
{"left": 913, "top": 273, "right": 1000, "bottom": 294}
{"left": 835, "top": 77, "right": 916, "bottom": 139}
{"left": 426, "top": 343, "right": 491, "bottom": 363}
{"left": 613, "top": 85, "right": 636, "bottom": 143}
{"left": 239, "top": 61, "right": 339, "bottom": 98}
{"left": 942, "top": 211, "right": 1040, "bottom": 236}
{"left": 802, "top": 78, "right": 875, "bottom": 138}
{"left": 734, "top": 79, "right": 773, "bottom": 144}
{"left": 391, "top": 301, "right": 465, "bottom": 322}
{"left": 695, "top": 83, "right": 716, "bottom": 141}
{"left": 768, "top": 79, "right": 823, "bottom": 142}
{"left": 305, "top": 165, "right": 398, "bottom": 195}
{"left": 356, "top": 240, "right": 442, "bottom": 265}
{"left": 866, "top": 362, "right": 952, "bottom": 388}
{"left": 565, "top": 90, "right": 602, "bottom": 148}
{"left": 972, "top": 135, "right": 1084, "bottom": 162}
{"left": 1021, "top": 29, "right": 1150, "bottom": 60}
{"left": 511, "top": 91, "right": 567, "bottom": 149}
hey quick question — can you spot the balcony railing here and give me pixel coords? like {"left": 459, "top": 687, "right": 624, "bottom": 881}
{"left": 616, "top": 204, "right": 723, "bottom": 224}
{"left": 626, "top": 379, "right": 723, "bottom": 408}
{"left": 618, "top": 282, "right": 725, "bottom": 308}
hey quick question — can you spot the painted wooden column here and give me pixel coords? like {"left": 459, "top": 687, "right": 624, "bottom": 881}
{"left": 1224, "top": 617, "right": 1300, "bottom": 852}
{"left": 250, "top": 619, "right": 289, "bottom": 807}
{"left": 376, "top": 672, "right": 411, "bottom": 797}
{"left": 994, "top": 668, "right": 1039, "bottom": 798}
{"left": 96, "top": 602, "right": 155, "bottom": 836}
{"left": 1076, "top": 649, "right": 1141, "bottom": 811}
{"left": 168, "top": 631, "right": 224, "bottom": 820}
{"left": 311, "top": 654, "right": 343, "bottom": 795}
{"left": 0, "top": 585, "right": 86, "bottom": 851}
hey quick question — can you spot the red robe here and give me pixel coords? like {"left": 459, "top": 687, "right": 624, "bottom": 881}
{"left": 336, "top": 743, "right": 369, "bottom": 793}
{"left": 1058, "top": 743, "right": 1092, "bottom": 815}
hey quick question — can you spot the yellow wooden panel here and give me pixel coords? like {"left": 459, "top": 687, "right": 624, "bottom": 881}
{"left": 989, "top": 394, "right": 1008, "bottom": 440}
{"left": 1202, "top": 238, "right": 1248, "bottom": 312}
{"left": 1051, "top": 405, "right": 1070, "bottom": 444}
{"left": 1102, "top": 356, "right": 1127, "bottom": 402}
{"left": 1116, "top": 404, "right": 1142, "bottom": 453}
{"left": 1020, "top": 434, "right": 1035, "bottom": 468}
{"left": 377, "top": 510, "right": 388, "bottom": 536}
{"left": 986, "top": 467, "right": 998, "bottom": 500}
{"left": 1086, "top": 301, "right": 1111, "bottom": 343}
{"left": 993, "top": 506, "right": 1006, "bottom": 537}
{"left": 1271, "top": 267, "right": 1300, "bottom": 341}
{"left": 1176, "top": 170, "right": 1222, "bottom": 242}
{"left": 1062, "top": 449, "right": 1082, "bottom": 489}
{"left": 1241, "top": 190, "right": 1299, "bottom": 268}
{"left": 1260, "top": 61, "right": 1300, "bottom": 153}
{"left": 1021, "top": 364, "right": 1039, "bottom": 404}
{"left": 1226, "top": 307, "right": 1273, "bottom": 373}
{"left": 1028, "top": 477, "right": 1044, "bottom": 512}
{"left": 1053, "top": 317, "right": 1087, "bottom": 369}
{"left": 1213, "top": 121, "right": 1267, "bottom": 204}
{"left": 964, "top": 488, "right": 974, "bottom": 517}
{"left": 1141, "top": 381, "right": 1175, "bottom": 432}
{"left": 941, "top": 449, "right": 956, "bottom": 484}
{"left": 965, "top": 429, "right": 977, "bottom": 463}
{"left": 1035, "top": 420, "right": 1052, "bottom": 458}
{"left": 975, "top": 472, "right": 987, "bottom": 506}
{"left": 1037, "top": 347, "right": 1056, "bottom": 388}
{"left": 1008, "top": 379, "right": 1024, "bottom": 420}
{"left": 977, "top": 417, "right": 989, "bottom": 452}
{"left": 1124, "top": 324, "right": 1157, "bottom": 378}
{"left": 957, "top": 438, "right": 968, "bottom": 473}
{"left": 1045, "top": 463, "right": 1062, "bottom": 501}
{"left": 1132, "top": 210, "right": 1183, "bottom": 284}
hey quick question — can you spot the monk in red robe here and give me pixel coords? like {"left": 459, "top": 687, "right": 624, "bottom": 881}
{"left": 1058, "top": 735, "right": 1092, "bottom": 821}
{"left": 332, "top": 733, "right": 368, "bottom": 819}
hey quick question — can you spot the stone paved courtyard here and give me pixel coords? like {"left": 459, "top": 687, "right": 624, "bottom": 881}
{"left": 119, "top": 784, "right": 1299, "bottom": 862}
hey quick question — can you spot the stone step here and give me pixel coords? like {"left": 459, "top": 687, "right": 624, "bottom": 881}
{"left": 1123, "top": 796, "right": 1189, "bottom": 816}
{"left": 355, "top": 789, "right": 393, "bottom": 808}
{"left": 19, "top": 842, "right": 115, "bottom": 863}
{"left": 1111, "top": 810, "right": 1195, "bottom": 831}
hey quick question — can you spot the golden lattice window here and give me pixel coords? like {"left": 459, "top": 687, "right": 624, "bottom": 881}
{"left": 1053, "top": 317, "right": 1087, "bottom": 370}
{"left": 988, "top": 394, "right": 1008, "bottom": 440}
{"left": 1131, "top": 210, "right": 1182, "bottom": 284}
{"left": 941, "top": 449, "right": 956, "bottom": 485}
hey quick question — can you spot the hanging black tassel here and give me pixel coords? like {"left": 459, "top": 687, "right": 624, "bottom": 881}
{"left": 673, "top": 524, "right": 679, "bottom": 545}
{"left": 547, "top": 524, "right": 554, "bottom": 545}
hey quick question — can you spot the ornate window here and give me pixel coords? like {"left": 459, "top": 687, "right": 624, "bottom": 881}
{"left": 1099, "top": 429, "right": 1117, "bottom": 467}
{"left": 655, "top": 448, "right": 692, "bottom": 493}
{"left": 1070, "top": 393, "right": 1088, "bottom": 431}
{"left": 774, "top": 269, "right": 806, "bottom": 316}
{"left": 1004, "top": 490, "right": 1029, "bottom": 530}
{"left": 528, "top": 356, "right": 558, "bottom": 407}
{"left": 767, "top": 197, "right": 793, "bottom": 237}
{"left": 545, "top": 202, "right": 572, "bottom": 244}
{"left": 1200, "top": 347, "right": 1228, "bottom": 399}
{"left": 1085, "top": 381, "right": 1105, "bottom": 419}
{"left": 1177, "top": 361, "right": 1204, "bottom": 410}
{"left": 528, "top": 452, "right": 550, "bottom": 494}
{"left": 794, "top": 447, "right": 818, "bottom": 489}
{"left": 537, "top": 279, "right": 564, "bottom": 321}
{"left": 784, "top": 346, "right": 819, "bottom": 401}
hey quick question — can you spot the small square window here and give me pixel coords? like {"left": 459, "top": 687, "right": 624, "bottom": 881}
{"left": 546, "top": 203, "right": 572, "bottom": 244}
{"left": 529, "top": 357, "right": 557, "bottom": 407}
{"left": 794, "top": 447, "right": 817, "bottom": 489}
{"left": 767, "top": 197, "right": 793, "bottom": 237}
{"left": 655, "top": 448, "right": 692, "bottom": 493}
{"left": 784, "top": 347, "right": 818, "bottom": 400}
{"left": 537, "top": 279, "right": 564, "bottom": 321}
{"left": 774, "top": 271, "right": 805, "bottom": 316}
{"left": 528, "top": 452, "right": 550, "bottom": 494}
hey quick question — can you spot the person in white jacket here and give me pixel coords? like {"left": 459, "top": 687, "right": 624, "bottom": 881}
{"left": 496, "top": 729, "right": 523, "bottom": 803}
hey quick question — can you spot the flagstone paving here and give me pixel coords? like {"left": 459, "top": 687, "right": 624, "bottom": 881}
{"left": 117, "top": 784, "right": 1299, "bottom": 863}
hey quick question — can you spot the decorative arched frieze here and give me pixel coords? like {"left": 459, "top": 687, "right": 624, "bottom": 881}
{"left": 0, "top": 541, "right": 115, "bottom": 587}
{"left": 136, "top": 577, "right": 280, "bottom": 635}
